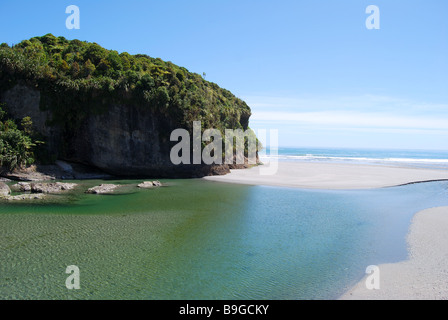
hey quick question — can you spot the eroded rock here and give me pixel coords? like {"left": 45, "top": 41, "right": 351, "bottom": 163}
{"left": 11, "top": 182, "right": 32, "bottom": 192}
{"left": 138, "top": 181, "right": 162, "bottom": 188}
{"left": 11, "top": 182, "right": 77, "bottom": 193}
{"left": 31, "top": 182, "right": 78, "bottom": 193}
{"left": 0, "top": 182, "right": 11, "bottom": 197}
{"left": 86, "top": 184, "right": 120, "bottom": 194}
{"left": 4, "top": 193, "right": 45, "bottom": 201}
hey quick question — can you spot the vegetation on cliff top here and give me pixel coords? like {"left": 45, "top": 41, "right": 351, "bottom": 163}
{"left": 0, "top": 34, "right": 251, "bottom": 133}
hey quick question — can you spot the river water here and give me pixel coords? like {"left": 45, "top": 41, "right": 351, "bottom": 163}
{"left": 1, "top": 179, "right": 447, "bottom": 299}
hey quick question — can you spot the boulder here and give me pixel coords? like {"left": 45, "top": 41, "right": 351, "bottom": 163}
{"left": 11, "top": 182, "right": 32, "bottom": 192}
{"left": 0, "top": 182, "right": 11, "bottom": 197}
{"left": 138, "top": 181, "right": 162, "bottom": 188}
{"left": 12, "top": 182, "right": 77, "bottom": 193}
{"left": 138, "top": 181, "right": 154, "bottom": 188}
{"left": 86, "top": 184, "right": 120, "bottom": 194}
{"left": 30, "top": 182, "right": 77, "bottom": 193}
{"left": 4, "top": 194, "right": 45, "bottom": 201}
{"left": 152, "top": 180, "right": 162, "bottom": 187}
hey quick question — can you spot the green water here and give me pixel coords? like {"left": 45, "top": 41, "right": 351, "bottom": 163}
{"left": 0, "top": 179, "right": 447, "bottom": 300}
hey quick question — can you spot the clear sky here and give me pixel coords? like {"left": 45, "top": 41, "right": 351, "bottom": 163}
{"left": 1, "top": 0, "right": 447, "bottom": 150}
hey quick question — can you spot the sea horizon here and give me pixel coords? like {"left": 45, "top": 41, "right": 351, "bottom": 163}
{"left": 259, "top": 147, "right": 448, "bottom": 170}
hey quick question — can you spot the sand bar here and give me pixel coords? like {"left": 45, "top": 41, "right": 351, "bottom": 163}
{"left": 204, "top": 162, "right": 448, "bottom": 189}
{"left": 341, "top": 206, "right": 448, "bottom": 300}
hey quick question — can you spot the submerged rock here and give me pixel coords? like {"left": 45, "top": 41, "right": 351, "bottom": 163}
{"left": 137, "top": 181, "right": 162, "bottom": 188}
{"left": 0, "top": 182, "right": 11, "bottom": 197}
{"left": 86, "top": 184, "right": 120, "bottom": 194}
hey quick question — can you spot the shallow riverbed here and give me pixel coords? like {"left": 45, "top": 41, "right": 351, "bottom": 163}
{"left": 1, "top": 179, "right": 447, "bottom": 299}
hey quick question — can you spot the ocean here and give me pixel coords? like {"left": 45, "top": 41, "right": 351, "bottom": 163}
{"left": 260, "top": 147, "right": 448, "bottom": 170}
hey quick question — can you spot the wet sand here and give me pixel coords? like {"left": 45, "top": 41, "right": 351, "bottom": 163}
{"left": 341, "top": 206, "right": 448, "bottom": 300}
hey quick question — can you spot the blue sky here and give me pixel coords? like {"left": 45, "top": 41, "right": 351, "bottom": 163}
{"left": 0, "top": 0, "right": 447, "bottom": 150}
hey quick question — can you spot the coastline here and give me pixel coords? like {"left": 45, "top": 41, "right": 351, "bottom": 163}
{"left": 204, "top": 161, "right": 448, "bottom": 190}
{"left": 341, "top": 206, "right": 448, "bottom": 300}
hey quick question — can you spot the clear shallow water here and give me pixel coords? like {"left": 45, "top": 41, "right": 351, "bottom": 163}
{"left": 0, "top": 179, "right": 447, "bottom": 300}
{"left": 260, "top": 147, "right": 448, "bottom": 170}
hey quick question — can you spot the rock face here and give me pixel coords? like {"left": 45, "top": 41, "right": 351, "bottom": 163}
{"left": 1, "top": 84, "right": 234, "bottom": 178}
{"left": 86, "top": 184, "right": 120, "bottom": 194}
{"left": 0, "top": 182, "right": 11, "bottom": 196}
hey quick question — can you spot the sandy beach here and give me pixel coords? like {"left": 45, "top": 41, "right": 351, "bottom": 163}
{"left": 204, "top": 161, "right": 448, "bottom": 189}
{"left": 206, "top": 161, "right": 448, "bottom": 300}
{"left": 341, "top": 206, "right": 448, "bottom": 300}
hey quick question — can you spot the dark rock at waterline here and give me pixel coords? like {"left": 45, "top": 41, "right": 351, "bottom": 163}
{"left": 0, "top": 165, "right": 55, "bottom": 181}
{"left": 0, "top": 162, "right": 114, "bottom": 182}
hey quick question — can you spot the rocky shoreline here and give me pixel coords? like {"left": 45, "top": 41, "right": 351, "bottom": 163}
{"left": 0, "top": 161, "right": 114, "bottom": 182}
{"left": 0, "top": 178, "right": 163, "bottom": 201}
{"left": 0, "top": 158, "right": 252, "bottom": 201}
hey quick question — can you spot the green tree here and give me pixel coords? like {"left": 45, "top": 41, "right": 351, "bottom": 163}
{"left": 153, "top": 86, "right": 170, "bottom": 108}
{"left": 0, "top": 106, "right": 36, "bottom": 171}
{"left": 21, "top": 116, "right": 33, "bottom": 135}
{"left": 83, "top": 59, "right": 96, "bottom": 78}
{"left": 84, "top": 43, "right": 107, "bottom": 65}
{"left": 71, "top": 61, "right": 80, "bottom": 78}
